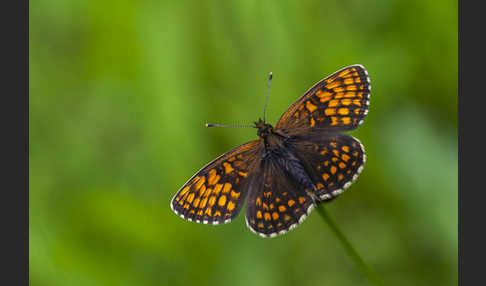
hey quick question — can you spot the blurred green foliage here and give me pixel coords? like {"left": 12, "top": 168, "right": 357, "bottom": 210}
{"left": 30, "top": 0, "right": 457, "bottom": 285}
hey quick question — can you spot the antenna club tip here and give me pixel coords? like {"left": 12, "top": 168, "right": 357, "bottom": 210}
{"left": 269, "top": 72, "right": 273, "bottom": 79}
{"left": 205, "top": 123, "right": 210, "bottom": 127}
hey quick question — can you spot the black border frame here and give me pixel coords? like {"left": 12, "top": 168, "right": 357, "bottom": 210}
{"left": 3, "top": 0, "right": 29, "bottom": 284}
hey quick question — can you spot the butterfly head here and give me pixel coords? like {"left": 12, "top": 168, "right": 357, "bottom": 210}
{"left": 255, "top": 118, "right": 273, "bottom": 138}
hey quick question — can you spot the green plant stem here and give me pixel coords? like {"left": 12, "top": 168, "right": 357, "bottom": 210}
{"left": 316, "top": 203, "right": 386, "bottom": 286}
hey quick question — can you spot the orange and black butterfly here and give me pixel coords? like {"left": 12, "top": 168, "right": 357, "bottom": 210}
{"left": 170, "top": 65, "right": 370, "bottom": 238}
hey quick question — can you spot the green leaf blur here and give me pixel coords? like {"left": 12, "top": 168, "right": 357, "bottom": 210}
{"left": 30, "top": 0, "right": 457, "bottom": 285}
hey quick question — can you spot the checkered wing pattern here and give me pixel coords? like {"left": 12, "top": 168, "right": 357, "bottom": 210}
{"left": 245, "top": 158, "right": 315, "bottom": 237}
{"left": 290, "top": 132, "right": 366, "bottom": 201}
{"left": 276, "top": 65, "right": 371, "bottom": 134}
{"left": 171, "top": 140, "right": 263, "bottom": 225}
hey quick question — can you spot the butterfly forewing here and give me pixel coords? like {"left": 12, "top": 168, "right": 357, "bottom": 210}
{"left": 290, "top": 133, "right": 366, "bottom": 201}
{"left": 245, "top": 158, "right": 315, "bottom": 237}
{"left": 171, "top": 140, "right": 263, "bottom": 225}
{"left": 276, "top": 65, "right": 370, "bottom": 134}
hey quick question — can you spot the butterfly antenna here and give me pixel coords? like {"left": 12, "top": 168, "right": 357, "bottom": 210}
{"left": 205, "top": 123, "right": 255, "bottom": 128}
{"left": 263, "top": 72, "right": 273, "bottom": 123}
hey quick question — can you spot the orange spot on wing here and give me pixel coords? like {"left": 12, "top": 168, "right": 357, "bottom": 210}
{"left": 193, "top": 197, "right": 200, "bottom": 208}
{"left": 326, "top": 81, "right": 340, "bottom": 89}
{"left": 339, "top": 69, "right": 352, "bottom": 77}
{"left": 187, "top": 193, "right": 195, "bottom": 203}
{"left": 338, "top": 108, "right": 349, "bottom": 115}
{"left": 331, "top": 116, "right": 339, "bottom": 126}
{"left": 331, "top": 166, "right": 337, "bottom": 175}
{"left": 205, "top": 207, "right": 212, "bottom": 216}
{"left": 344, "top": 78, "right": 354, "bottom": 85}
{"left": 230, "top": 190, "right": 240, "bottom": 199}
{"left": 218, "top": 195, "right": 227, "bottom": 206}
{"left": 288, "top": 200, "right": 295, "bottom": 207}
{"left": 320, "top": 94, "right": 333, "bottom": 102}
{"left": 213, "top": 183, "right": 223, "bottom": 195}
{"left": 256, "top": 210, "right": 263, "bottom": 219}
{"left": 344, "top": 91, "right": 357, "bottom": 98}
{"left": 238, "top": 171, "right": 248, "bottom": 178}
{"left": 200, "top": 197, "right": 208, "bottom": 208}
{"left": 207, "top": 169, "right": 217, "bottom": 183}
{"left": 198, "top": 184, "right": 206, "bottom": 196}
{"left": 316, "top": 90, "right": 332, "bottom": 98}
{"left": 335, "top": 92, "right": 345, "bottom": 99}
{"left": 227, "top": 201, "right": 235, "bottom": 211}
{"left": 328, "top": 100, "right": 339, "bottom": 107}
{"left": 264, "top": 212, "right": 271, "bottom": 221}
{"left": 194, "top": 177, "right": 205, "bottom": 191}
{"left": 306, "top": 101, "right": 318, "bottom": 113}
{"left": 325, "top": 108, "right": 336, "bottom": 116}
{"left": 339, "top": 162, "right": 346, "bottom": 169}
{"left": 208, "top": 195, "right": 217, "bottom": 206}
{"left": 341, "top": 154, "right": 351, "bottom": 162}
{"left": 223, "top": 162, "right": 234, "bottom": 174}
{"left": 222, "top": 183, "right": 232, "bottom": 193}
{"left": 272, "top": 212, "right": 279, "bottom": 220}
{"left": 342, "top": 117, "right": 351, "bottom": 124}
{"left": 263, "top": 202, "right": 269, "bottom": 210}
{"left": 342, "top": 146, "right": 350, "bottom": 153}
{"left": 179, "top": 186, "right": 190, "bottom": 198}
{"left": 278, "top": 205, "right": 287, "bottom": 212}
{"left": 341, "top": 99, "right": 352, "bottom": 106}
{"left": 298, "top": 197, "right": 306, "bottom": 204}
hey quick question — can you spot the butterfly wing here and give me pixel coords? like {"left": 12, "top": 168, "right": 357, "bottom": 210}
{"left": 245, "top": 156, "right": 315, "bottom": 238}
{"left": 171, "top": 140, "right": 264, "bottom": 225}
{"left": 275, "top": 65, "right": 371, "bottom": 134}
{"left": 289, "top": 132, "right": 366, "bottom": 201}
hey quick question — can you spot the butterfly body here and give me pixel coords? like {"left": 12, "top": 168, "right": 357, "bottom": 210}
{"left": 171, "top": 65, "right": 371, "bottom": 237}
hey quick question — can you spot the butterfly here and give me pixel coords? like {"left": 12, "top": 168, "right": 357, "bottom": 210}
{"left": 170, "top": 65, "right": 370, "bottom": 238}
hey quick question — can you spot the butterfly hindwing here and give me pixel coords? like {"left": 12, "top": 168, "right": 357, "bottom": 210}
{"left": 245, "top": 157, "right": 315, "bottom": 237}
{"left": 290, "top": 132, "right": 366, "bottom": 201}
{"left": 171, "top": 140, "right": 263, "bottom": 225}
{"left": 276, "top": 65, "right": 371, "bottom": 134}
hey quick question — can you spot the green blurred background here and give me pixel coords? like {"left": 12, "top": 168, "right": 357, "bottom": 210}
{"left": 30, "top": 0, "right": 457, "bottom": 285}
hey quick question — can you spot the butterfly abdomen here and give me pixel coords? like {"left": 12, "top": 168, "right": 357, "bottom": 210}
{"left": 266, "top": 147, "right": 315, "bottom": 193}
